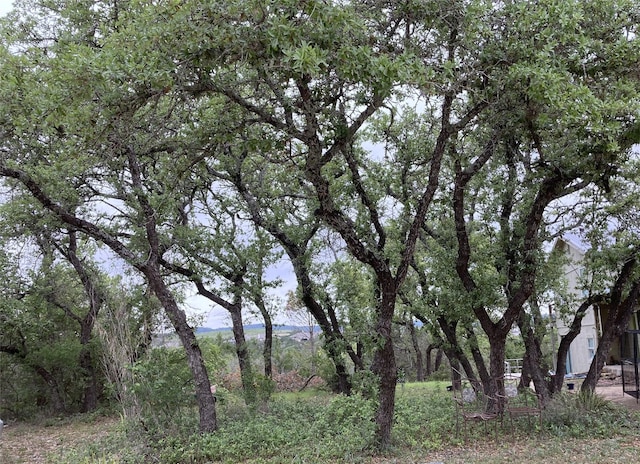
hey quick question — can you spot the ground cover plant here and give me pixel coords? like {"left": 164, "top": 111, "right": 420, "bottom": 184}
{"left": 3, "top": 381, "right": 639, "bottom": 463}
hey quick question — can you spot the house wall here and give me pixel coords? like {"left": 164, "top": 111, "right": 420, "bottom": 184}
{"left": 554, "top": 236, "right": 640, "bottom": 374}
{"left": 554, "top": 239, "right": 598, "bottom": 375}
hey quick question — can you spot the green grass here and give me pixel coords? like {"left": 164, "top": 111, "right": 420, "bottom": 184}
{"left": 14, "top": 381, "right": 640, "bottom": 463}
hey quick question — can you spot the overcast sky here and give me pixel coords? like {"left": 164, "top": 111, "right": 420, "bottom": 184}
{"left": 0, "top": 0, "right": 304, "bottom": 330}
{"left": 0, "top": 0, "right": 12, "bottom": 16}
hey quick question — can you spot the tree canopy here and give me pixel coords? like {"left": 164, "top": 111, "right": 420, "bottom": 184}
{"left": 1, "top": 0, "right": 640, "bottom": 447}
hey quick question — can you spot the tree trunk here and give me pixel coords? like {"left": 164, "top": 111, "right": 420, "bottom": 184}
{"left": 520, "top": 330, "right": 549, "bottom": 401}
{"left": 33, "top": 365, "right": 66, "bottom": 413}
{"left": 582, "top": 299, "right": 639, "bottom": 392}
{"left": 450, "top": 357, "right": 462, "bottom": 391}
{"left": 465, "top": 323, "right": 491, "bottom": 388}
{"left": 62, "top": 231, "right": 103, "bottom": 412}
{"left": 233, "top": 172, "right": 355, "bottom": 393}
{"left": 434, "top": 349, "right": 444, "bottom": 372}
{"left": 549, "top": 299, "right": 596, "bottom": 394}
{"left": 253, "top": 294, "right": 273, "bottom": 379}
{"left": 425, "top": 344, "right": 434, "bottom": 376}
{"left": 0, "top": 161, "right": 217, "bottom": 431}
{"left": 408, "top": 320, "right": 424, "bottom": 381}
{"left": 299, "top": 288, "right": 352, "bottom": 393}
{"left": 486, "top": 333, "right": 508, "bottom": 413}
{"left": 79, "top": 347, "right": 99, "bottom": 412}
{"left": 145, "top": 266, "right": 217, "bottom": 432}
{"left": 253, "top": 295, "right": 273, "bottom": 378}
{"left": 582, "top": 271, "right": 640, "bottom": 392}
{"left": 229, "top": 305, "right": 256, "bottom": 404}
{"left": 371, "top": 288, "right": 397, "bottom": 448}
{"left": 437, "top": 316, "right": 478, "bottom": 383}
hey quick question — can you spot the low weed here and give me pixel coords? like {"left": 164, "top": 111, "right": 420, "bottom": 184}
{"left": 50, "top": 382, "right": 640, "bottom": 463}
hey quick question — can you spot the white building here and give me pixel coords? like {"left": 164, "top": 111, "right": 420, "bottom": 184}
{"left": 553, "top": 234, "right": 639, "bottom": 375}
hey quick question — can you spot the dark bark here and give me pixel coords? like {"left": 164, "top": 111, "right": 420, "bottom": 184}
{"left": 449, "top": 357, "right": 462, "bottom": 391}
{"left": 0, "top": 161, "right": 218, "bottom": 432}
{"left": 220, "top": 16, "right": 471, "bottom": 446}
{"left": 464, "top": 322, "right": 491, "bottom": 388}
{"left": 229, "top": 304, "right": 256, "bottom": 403}
{"left": 253, "top": 293, "right": 273, "bottom": 378}
{"left": 549, "top": 298, "right": 602, "bottom": 393}
{"left": 582, "top": 259, "right": 640, "bottom": 392}
{"left": 158, "top": 253, "right": 258, "bottom": 403}
{"left": 407, "top": 320, "right": 424, "bottom": 381}
{"left": 126, "top": 152, "right": 218, "bottom": 432}
{"left": 519, "top": 314, "right": 550, "bottom": 402}
{"left": 33, "top": 365, "right": 66, "bottom": 413}
{"left": 452, "top": 135, "right": 586, "bottom": 405}
{"left": 434, "top": 348, "right": 444, "bottom": 372}
{"left": 437, "top": 316, "right": 478, "bottom": 385}
{"left": 486, "top": 337, "right": 507, "bottom": 413}
{"left": 59, "top": 231, "right": 103, "bottom": 412}
{"left": 370, "top": 282, "right": 398, "bottom": 448}
{"left": 146, "top": 266, "right": 217, "bottom": 431}
{"left": 231, "top": 165, "right": 356, "bottom": 393}
{"left": 425, "top": 344, "right": 434, "bottom": 376}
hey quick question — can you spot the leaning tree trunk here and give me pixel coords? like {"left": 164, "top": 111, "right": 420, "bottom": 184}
{"left": 551, "top": 297, "right": 605, "bottom": 394}
{"left": 520, "top": 332, "right": 549, "bottom": 401}
{"left": 0, "top": 161, "right": 219, "bottom": 429}
{"left": 582, "top": 271, "right": 640, "bottom": 392}
{"left": 146, "top": 266, "right": 217, "bottom": 432}
{"left": 63, "top": 231, "right": 103, "bottom": 412}
{"left": 465, "top": 323, "right": 491, "bottom": 388}
{"left": 582, "top": 298, "right": 638, "bottom": 392}
{"left": 33, "top": 365, "right": 66, "bottom": 414}
{"left": 519, "top": 312, "right": 551, "bottom": 402}
{"left": 437, "top": 316, "right": 479, "bottom": 384}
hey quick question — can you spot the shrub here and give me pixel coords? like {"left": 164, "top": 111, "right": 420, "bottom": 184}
{"left": 544, "top": 390, "right": 636, "bottom": 437}
{"left": 128, "top": 347, "right": 199, "bottom": 437}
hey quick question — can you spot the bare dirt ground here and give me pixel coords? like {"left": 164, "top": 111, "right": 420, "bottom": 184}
{"left": 0, "top": 416, "right": 119, "bottom": 463}
{"left": 595, "top": 381, "right": 640, "bottom": 410}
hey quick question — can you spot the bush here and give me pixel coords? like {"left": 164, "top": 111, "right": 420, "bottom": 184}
{"left": 128, "top": 347, "right": 199, "bottom": 437}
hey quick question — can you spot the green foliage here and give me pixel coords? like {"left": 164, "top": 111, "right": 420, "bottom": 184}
{"left": 152, "top": 393, "right": 377, "bottom": 463}
{"left": 128, "top": 347, "right": 199, "bottom": 437}
{"left": 253, "top": 374, "right": 276, "bottom": 403}
{"left": 2, "top": 0, "right": 640, "bottom": 446}
{"left": 544, "top": 391, "right": 637, "bottom": 438}
{"left": 350, "top": 370, "right": 380, "bottom": 399}
{"left": 46, "top": 382, "right": 640, "bottom": 463}
{"left": 0, "top": 354, "right": 41, "bottom": 420}
{"left": 393, "top": 383, "right": 454, "bottom": 449}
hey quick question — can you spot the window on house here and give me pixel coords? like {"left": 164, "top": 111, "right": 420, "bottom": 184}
{"left": 587, "top": 338, "right": 595, "bottom": 360}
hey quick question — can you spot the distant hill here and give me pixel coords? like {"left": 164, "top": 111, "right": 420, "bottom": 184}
{"left": 195, "top": 324, "right": 320, "bottom": 334}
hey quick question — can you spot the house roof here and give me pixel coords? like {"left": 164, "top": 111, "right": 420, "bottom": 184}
{"left": 560, "top": 232, "right": 589, "bottom": 253}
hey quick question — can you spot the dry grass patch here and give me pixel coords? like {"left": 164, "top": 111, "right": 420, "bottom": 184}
{"left": 0, "top": 416, "right": 118, "bottom": 463}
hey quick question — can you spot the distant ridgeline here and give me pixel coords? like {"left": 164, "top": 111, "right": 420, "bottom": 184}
{"left": 195, "top": 324, "right": 321, "bottom": 334}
